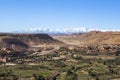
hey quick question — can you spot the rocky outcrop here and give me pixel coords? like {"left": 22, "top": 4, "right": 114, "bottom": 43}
{"left": 78, "top": 44, "right": 120, "bottom": 54}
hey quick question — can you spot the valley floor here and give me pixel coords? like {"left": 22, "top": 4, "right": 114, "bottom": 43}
{"left": 0, "top": 46, "right": 120, "bottom": 80}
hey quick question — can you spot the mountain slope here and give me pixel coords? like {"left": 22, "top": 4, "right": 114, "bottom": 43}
{"left": 0, "top": 33, "right": 61, "bottom": 52}
{"left": 0, "top": 33, "right": 58, "bottom": 44}
{"left": 53, "top": 31, "right": 120, "bottom": 45}
{"left": 0, "top": 36, "right": 28, "bottom": 51}
{"left": 52, "top": 31, "right": 120, "bottom": 53}
{"left": 78, "top": 31, "right": 120, "bottom": 45}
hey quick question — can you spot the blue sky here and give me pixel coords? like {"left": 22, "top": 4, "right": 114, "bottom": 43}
{"left": 0, "top": 0, "right": 120, "bottom": 32}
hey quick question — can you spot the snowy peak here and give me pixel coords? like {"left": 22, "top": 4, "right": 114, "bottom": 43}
{"left": 24, "top": 27, "right": 98, "bottom": 34}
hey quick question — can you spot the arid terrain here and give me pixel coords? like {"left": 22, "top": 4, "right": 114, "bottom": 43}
{"left": 0, "top": 31, "right": 120, "bottom": 80}
{"left": 53, "top": 31, "right": 120, "bottom": 45}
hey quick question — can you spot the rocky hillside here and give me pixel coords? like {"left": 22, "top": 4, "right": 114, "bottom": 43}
{"left": 53, "top": 31, "right": 120, "bottom": 45}
{"left": 78, "top": 31, "right": 120, "bottom": 45}
{"left": 53, "top": 31, "right": 120, "bottom": 53}
{"left": 0, "top": 33, "right": 60, "bottom": 52}
{"left": 0, "top": 36, "right": 28, "bottom": 51}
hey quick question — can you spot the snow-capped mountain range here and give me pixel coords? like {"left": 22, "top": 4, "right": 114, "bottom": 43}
{"left": 15, "top": 27, "right": 120, "bottom": 34}
{"left": 23, "top": 27, "right": 98, "bottom": 34}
